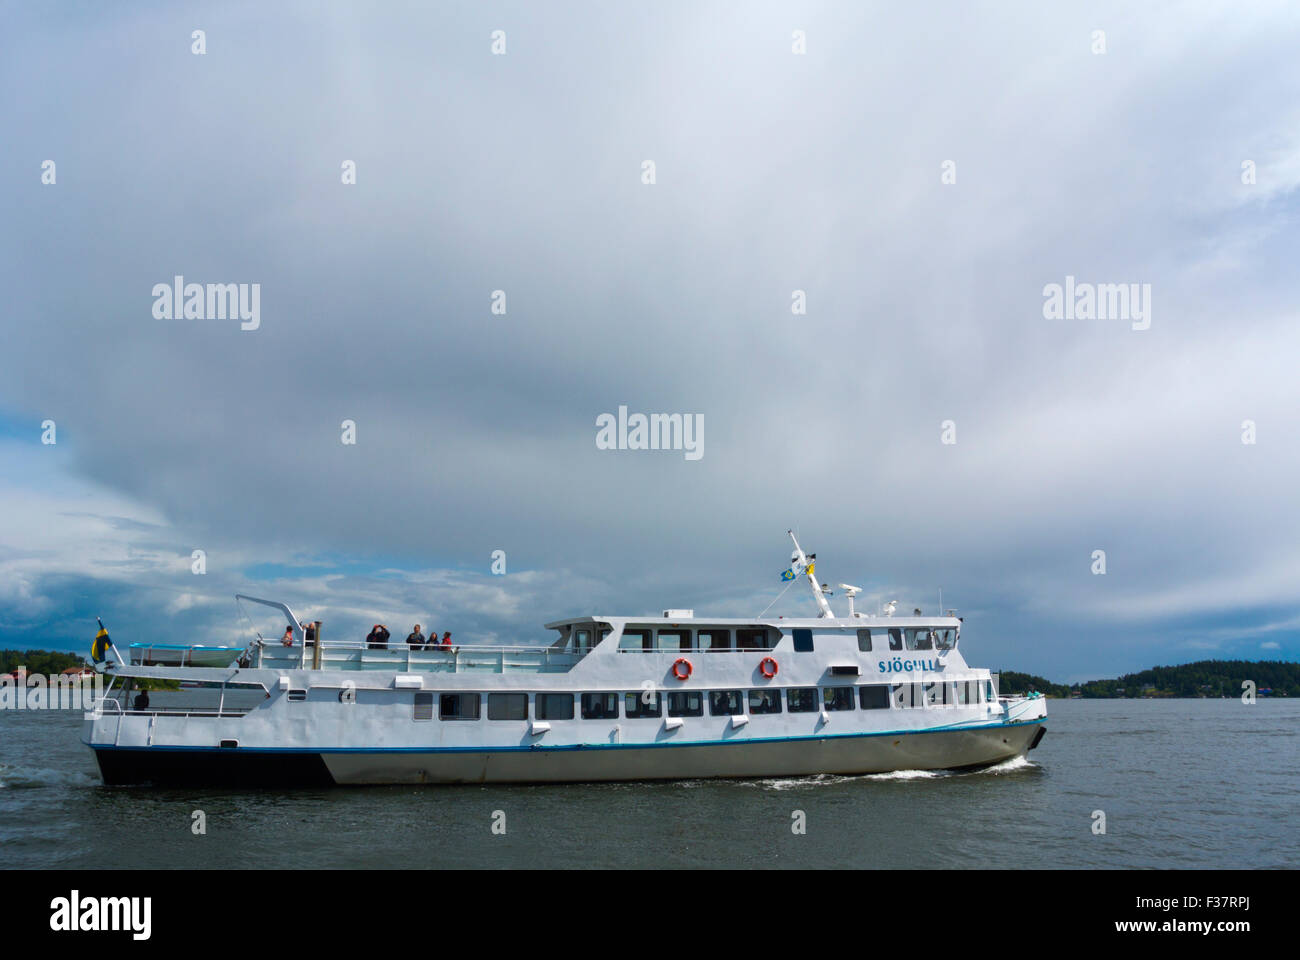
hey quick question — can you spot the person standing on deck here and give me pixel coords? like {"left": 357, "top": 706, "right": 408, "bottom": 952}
{"left": 406, "top": 625, "right": 425, "bottom": 648}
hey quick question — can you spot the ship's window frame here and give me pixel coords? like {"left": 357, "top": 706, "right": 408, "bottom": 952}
{"left": 413, "top": 691, "right": 434, "bottom": 721}
{"left": 625, "top": 691, "right": 662, "bottom": 718}
{"left": 892, "top": 683, "right": 923, "bottom": 708}
{"left": 667, "top": 690, "right": 703, "bottom": 717}
{"left": 888, "top": 628, "right": 903, "bottom": 651}
{"left": 925, "top": 682, "right": 949, "bottom": 706}
{"left": 787, "top": 687, "right": 818, "bottom": 713}
{"left": 856, "top": 628, "right": 872, "bottom": 652}
{"left": 859, "top": 685, "right": 890, "bottom": 710}
{"left": 439, "top": 692, "right": 481, "bottom": 721}
{"left": 792, "top": 628, "right": 814, "bottom": 652}
{"left": 698, "top": 628, "right": 732, "bottom": 652}
{"left": 536, "top": 692, "right": 574, "bottom": 720}
{"left": 823, "top": 686, "right": 855, "bottom": 711}
{"left": 487, "top": 692, "right": 528, "bottom": 720}
{"left": 936, "top": 628, "right": 957, "bottom": 650}
{"left": 657, "top": 628, "right": 692, "bottom": 652}
{"left": 618, "top": 628, "right": 653, "bottom": 652}
{"left": 581, "top": 692, "right": 619, "bottom": 719}
{"left": 748, "top": 689, "right": 782, "bottom": 714}
{"left": 709, "top": 689, "right": 744, "bottom": 716}
{"left": 571, "top": 628, "right": 593, "bottom": 655}
{"left": 736, "top": 628, "right": 775, "bottom": 651}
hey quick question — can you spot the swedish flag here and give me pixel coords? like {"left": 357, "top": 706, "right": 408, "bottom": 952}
{"left": 92, "top": 618, "right": 110, "bottom": 663}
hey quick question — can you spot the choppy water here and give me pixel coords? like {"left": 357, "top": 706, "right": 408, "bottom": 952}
{"left": 2, "top": 699, "right": 1296, "bottom": 868}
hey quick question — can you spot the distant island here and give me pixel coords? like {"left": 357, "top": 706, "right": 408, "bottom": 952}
{"left": 1, "top": 648, "right": 86, "bottom": 677}
{"left": 999, "top": 659, "right": 1298, "bottom": 698}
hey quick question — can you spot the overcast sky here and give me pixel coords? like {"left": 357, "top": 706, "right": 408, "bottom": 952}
{"left": 2, "top": 2, "right": 1299, "bottom": 682}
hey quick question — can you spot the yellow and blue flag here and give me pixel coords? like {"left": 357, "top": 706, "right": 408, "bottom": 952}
{"left": 92, "top": 618, "right": 110, "bottom": 663}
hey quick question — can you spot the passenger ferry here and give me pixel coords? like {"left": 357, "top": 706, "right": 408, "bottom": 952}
{"left": 82, "top": 533, "right": 1046, "bottom": 785}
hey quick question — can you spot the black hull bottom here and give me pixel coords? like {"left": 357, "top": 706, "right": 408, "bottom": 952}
{"left": 94, "top": 748, "right": 335, "bottom": 787}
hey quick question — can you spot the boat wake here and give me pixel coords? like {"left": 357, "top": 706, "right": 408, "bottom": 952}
{"left": 0, "top": 764, "right": 99, "bottom": 790}
{"left": 727, "top": 755, "right": 1039, "bottom": 790}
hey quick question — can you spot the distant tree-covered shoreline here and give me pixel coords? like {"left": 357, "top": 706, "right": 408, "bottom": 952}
{"left": 999, "top": 660, "right": 1298, "bottom": 698}
{"left": 1, "top": 649, "right": 86, "bottom": 676}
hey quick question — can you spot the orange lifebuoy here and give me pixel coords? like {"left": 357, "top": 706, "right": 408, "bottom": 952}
{"left": 759, "top": 656, "right": 779, "bottom": 678}
{"left": 672, "top": 657, "right": 693, "bottom": 681}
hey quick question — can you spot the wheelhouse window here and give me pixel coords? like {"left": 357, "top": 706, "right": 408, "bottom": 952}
{"left": 414, "top": 691, "right": 434, "bottom": 721}
{"left": 859, "top": 685, "right": 889, "bottom": 710}
{"left": 936, "top": 628, "right": 956, "bottom": 650}
{"left": 439, "top": 693, "right": 480, "bottom": 720}
{"left": 667, "top": 691, "right": 703, "bottom": 717}
{"left": 625, "top": 691, "right": 662, "bottom": 718}
{"left": 581, "top": 692, "right": 619, "bottom": 719}
{"left": 888, "top": 628, "right": 903, "bottom": 651}
{"left": 536, "top": 693, "right": 574, "bottom": 720}
{"left": 698, "top": 629, "right": 731, "bottom": 652}
{"left": 856, "top": 628, "right": 873, "bottom": 652}
{"left": 618, "top": 628, "right": 653, "bottom": 652}
{"left": 657, "top": 629, "right": 692, "bottom": 652}
{"left": 748, "top": 690, "right": 782, "bottom": 714}
{"left": 823, "top": 687, "right": 855, "bottom": 711}
{"left": 792, "top": 628, "right": 813, "bottom": 652}
{"left": 787, "top": 687, "right": 818, "bottom": 713}
{"left": 904, "top": 628, "right": 934, "bottom": 650}
{"left": 709, "top": 690, "right": 744, "bottom": 715}
{"left": 488, "top": 692, "right": 528, "bottom": 720}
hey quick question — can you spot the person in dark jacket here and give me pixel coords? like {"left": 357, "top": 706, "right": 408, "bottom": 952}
{"left": 366, "top": 624, "right": 390, "bottom": 650}
{"left": 406, "top": 625, "right": 425, "bottom": 648}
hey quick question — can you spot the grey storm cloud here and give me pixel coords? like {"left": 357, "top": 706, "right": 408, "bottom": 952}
{"left": 2, "top": 2, "right": 1300, "bottom": 679}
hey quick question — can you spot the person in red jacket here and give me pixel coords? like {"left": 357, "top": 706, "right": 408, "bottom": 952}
{"left": 439, "top": 631, "right": 452, "bottom": 650}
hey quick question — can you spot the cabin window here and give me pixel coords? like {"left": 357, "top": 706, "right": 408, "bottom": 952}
{"left": 488, "top": 693, "right": 528, "bottom": 720}
{"left": 792, "top": 629, "right": 813, "bottom": 652}
{"left": 859, "top": 685, "right": 889, "bottom": 710}
{"left": 787, "top": 687, "right": 818, "bottom": 712}
{"left": 904, "top": 628, "right": 934, "bottom": 651}
{"left": 856, "top": 629, "right": 872, "bottom": 652}
{"left": 698, "top": 629, "right": 731, "bottom": 652}
{"left": 625, "top": 691, "right": 662, "bottom": 718}
{"left": 536, "top": 693, "right": 574, "bottom": 720}
{"left": 288, "top": 689, "right": 307, "bottom": 702}
{"left": 414, "top": 691, "right": 434, "bottom": 721}
{"left": 667, "top": 691, "right": 703, "bottom": 717}
{"left": 748, "top": 690, "right": 782, "bottom": 714}
{"left": 598, "top": 627, "right": 612, "bottom": 647}
{"left": 709, "top": 690, "right": 744, "bottom": 716}
{"left": 572, "top": 629, "right": 593, "bottom": 655}
{"left": 581, "top": 693, "right": 619, "bottom": 719}
{"left": 936, "top": 629, "right": 956, "bottom": 650}
{"left": 985, "top": 679, "right": 996, "bottom": 702}
{"left": 892, "top": 683, "right": 923, "bottom": 708}
{"left": 888, "top": 628, "right": 903, "bottom": 651}
{"left": 955, "top": 681, "right": 971, "bottom": 705}
{"left": 618, "top": 628, "right": 653, "bottom": 652}
{"left": 736, "top": 628, "right": 772, "bottom": 651}
{"left": 925, "top": 682, "right": 948, "bottom": 706}
{"left": 439, "top": 693, "right": 480, "bottom": 720}
{"left": 657, "top": 629, "right": 692, "bottom": 652}
{"left": 823, "top": 687, "right": 855, "bottom": 711}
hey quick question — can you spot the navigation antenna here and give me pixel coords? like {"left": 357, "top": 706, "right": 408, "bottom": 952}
{"left": 788, "top": 530, "right": 835, "bottom": 618}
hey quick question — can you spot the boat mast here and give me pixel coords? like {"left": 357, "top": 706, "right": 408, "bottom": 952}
{"left": 788, "top": 530, "right": 835, "bottom": 618}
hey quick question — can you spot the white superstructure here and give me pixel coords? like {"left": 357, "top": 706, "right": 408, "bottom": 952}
{"left": 82, "top": 533, "right": 1046, "bottom": 785}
